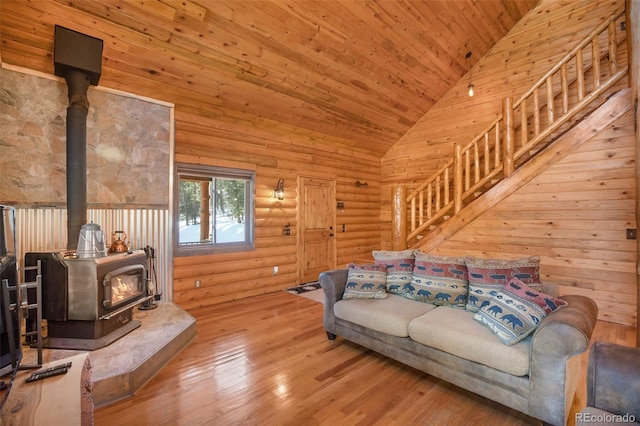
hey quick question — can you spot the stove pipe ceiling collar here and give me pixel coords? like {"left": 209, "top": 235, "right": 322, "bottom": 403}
{"left": 53, "top": 25, "right": 103, "bottom": 250}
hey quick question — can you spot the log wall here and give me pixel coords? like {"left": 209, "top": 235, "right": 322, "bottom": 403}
{"left": 172, "top": 119, "right": 381, "bottom": 309}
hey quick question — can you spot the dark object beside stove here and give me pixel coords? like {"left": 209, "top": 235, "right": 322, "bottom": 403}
{"left": 0, "top": 256, "right": 19, "bottom": 372}
{"left": 0, "top": 205, "right": 20, "bottom": 373}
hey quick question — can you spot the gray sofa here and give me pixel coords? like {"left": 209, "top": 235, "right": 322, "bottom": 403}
{"left": 320, "top": 268, "right": 599, "bottom": 426}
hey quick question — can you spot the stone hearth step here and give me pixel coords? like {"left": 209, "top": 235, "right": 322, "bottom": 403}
{"left": 16, "top": 302, "right": 197, "bottom": 408}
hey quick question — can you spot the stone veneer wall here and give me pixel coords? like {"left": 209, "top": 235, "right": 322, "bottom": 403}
{"left": 0, "top": 66, "right": 171, "bottom": 208}
{"left": 1, "top": 65, "right": 174, "bottom": 299}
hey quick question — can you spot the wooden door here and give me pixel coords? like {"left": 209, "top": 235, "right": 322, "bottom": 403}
{"left": 299, "top": 177, "right": 336, "bottom": 283}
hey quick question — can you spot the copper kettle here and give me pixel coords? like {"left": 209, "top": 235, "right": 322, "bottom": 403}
{"left": 108, "top": 230, "right": 129, "bottom": 253}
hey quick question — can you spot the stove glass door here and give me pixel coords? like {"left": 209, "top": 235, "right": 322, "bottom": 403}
{"left": 102, "top": 264, "right": 145, "bottom": 309}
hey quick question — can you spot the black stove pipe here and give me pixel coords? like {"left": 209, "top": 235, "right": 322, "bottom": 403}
{"left": 53, "top": 25, "right": 103, "bottom": 250}
{"left": 65, "top": 70, "right": 91, "bottom": 250}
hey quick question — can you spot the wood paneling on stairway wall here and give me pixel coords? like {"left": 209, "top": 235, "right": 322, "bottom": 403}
{"left": 381, "top": 0, "right": 636, "bottom": 326}
{"left": 432, "top": 111, "right": 637, "bottom": 326}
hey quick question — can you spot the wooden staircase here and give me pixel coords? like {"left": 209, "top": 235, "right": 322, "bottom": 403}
{"left": 392, "top": 7, "right": 630, "bottom": 251}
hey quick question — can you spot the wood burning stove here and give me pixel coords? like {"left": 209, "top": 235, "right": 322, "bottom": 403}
{"left": 24, "top": 250, "right": 149, "bottom": 350}
{"left": 23, "top": 27, "right": 153, "bottom": 351}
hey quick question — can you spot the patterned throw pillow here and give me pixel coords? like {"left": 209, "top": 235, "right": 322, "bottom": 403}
{"left": 405, "top": 252, "right": 468, "bottom": 308}
{"left": 343, "top": 264, "right": 388, "bottom": 300}
{"left": 474, "top": 277, "right": 568, "bottom": 345}
{"left": 373, "top": 250, "right": 415, "bottom": 295}
{"left": 465, "top": 256, "right": 542, "bottom": 313}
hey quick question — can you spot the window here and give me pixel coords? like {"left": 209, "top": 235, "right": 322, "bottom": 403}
{"left": 175, "top": 163, "right": 255, "bottom": 256}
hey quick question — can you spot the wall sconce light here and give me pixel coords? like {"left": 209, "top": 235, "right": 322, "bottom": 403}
{"left": 273, "top": 178, "right": 285, "bottom": 200}
{"left": 466, "top": 51, "right": 474, "bottom": 97}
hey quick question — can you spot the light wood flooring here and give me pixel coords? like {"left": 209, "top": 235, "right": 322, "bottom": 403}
{"left": 94, "top": 291, "right": 637, "bottom": 426}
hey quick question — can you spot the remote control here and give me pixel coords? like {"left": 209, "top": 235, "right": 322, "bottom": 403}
{"left": 26, "top": 366, "right": 70, "bottom": 383}
{"left": 30, "top": 362, "right": 72, "bottom": 377}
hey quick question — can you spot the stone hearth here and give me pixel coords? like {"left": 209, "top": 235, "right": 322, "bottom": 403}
{"left": 16, "top": 302, "right": 196, "bottom": 407}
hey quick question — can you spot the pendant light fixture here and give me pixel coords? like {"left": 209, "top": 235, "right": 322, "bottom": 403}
{"left": 466, "top": 51, "right": 474, "bottom": 97}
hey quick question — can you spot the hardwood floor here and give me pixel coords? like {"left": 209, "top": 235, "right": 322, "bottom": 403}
{"left": 94, "top": 291, "right": 637, "bottom": 426}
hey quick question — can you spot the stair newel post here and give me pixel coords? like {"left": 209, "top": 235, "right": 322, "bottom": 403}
{"left": 503, "top": 96, "right": 515, "bottom": 178}
{"left": 391, "top": 185, "right": 408, "bottom": 250}
{"left": 453, "top": 143, "right": 462, "bottom": 214}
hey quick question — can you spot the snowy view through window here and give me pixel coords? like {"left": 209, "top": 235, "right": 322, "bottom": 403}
{"left": 179, "top": 177, "right": 247, "bottom": 245}
{"left": 180, "top": 214, "right": 245, "bottom": 244}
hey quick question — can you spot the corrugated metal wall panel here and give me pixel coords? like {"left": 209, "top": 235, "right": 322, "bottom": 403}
{"left": 15, "top": 208, "right": 172, "bottom": 300}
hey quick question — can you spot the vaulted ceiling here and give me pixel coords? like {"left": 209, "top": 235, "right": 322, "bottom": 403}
{"left": 0, "top": 0, "right": 538, "bottom": 157}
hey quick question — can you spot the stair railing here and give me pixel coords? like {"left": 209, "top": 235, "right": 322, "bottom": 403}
{"left": 506, "top": 7, "right": 628, "bottom": 175}
{"left": 400, "top": 6, "right": 627, "bottom": 248}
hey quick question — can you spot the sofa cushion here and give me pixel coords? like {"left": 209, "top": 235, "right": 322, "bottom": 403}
{"left": 343, "top": 264, "right": 388, "bottom": 299}
{"left": 474, "top": 278, "right": 568, "bottom": 345}
{"left": 406, "top": 252, "right": 468, "bottom": 308}
{"left": 408, "top": 306, "right": 531, "bottom": 376}
{"left": 465, "top": 255, "right": 542, "bottom": 312}
{"left": 334, "top": 294, "right": 438, "bottom": 337}
{"left": 373, "top": 249, "right": 415, "bottom": 295}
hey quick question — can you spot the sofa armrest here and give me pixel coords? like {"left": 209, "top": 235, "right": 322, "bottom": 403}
{"left": 532, "top": 294, "right": 598, "bottom": 356}
{"left": 528, "top": 294, "right": 598, "bottom": 425}
{"left": 319, "top": 269, "right": 349, "bottom": 337}
{"left": 586, "top": 341, "right": 640, "bottom": 420}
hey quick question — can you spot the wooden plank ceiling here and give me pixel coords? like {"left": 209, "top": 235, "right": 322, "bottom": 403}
{"left": 0, "top": 0, "right": 537, "bottom": 157}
